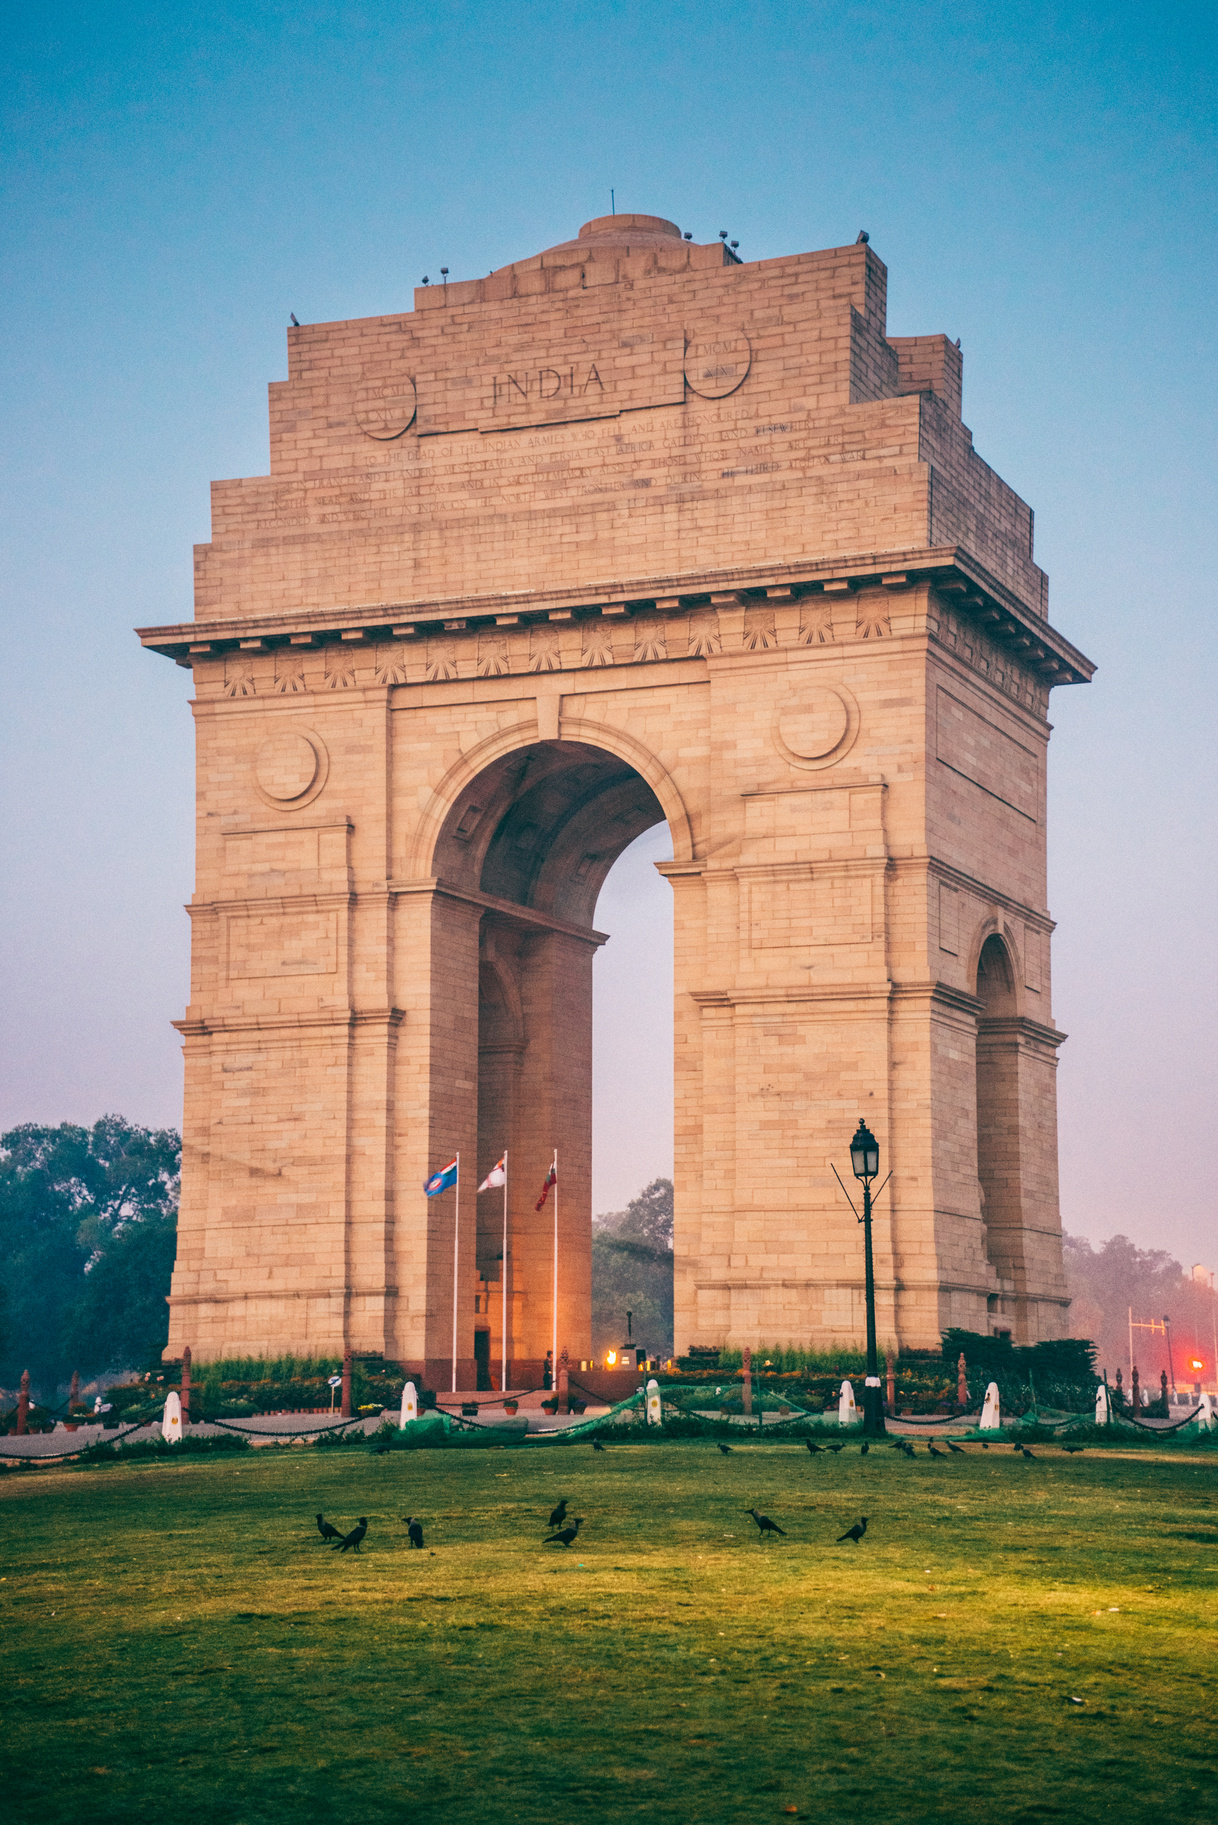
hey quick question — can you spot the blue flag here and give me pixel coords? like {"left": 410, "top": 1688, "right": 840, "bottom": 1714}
{"left": 423, "top": 1158, "right": 458, "bottom": 1197}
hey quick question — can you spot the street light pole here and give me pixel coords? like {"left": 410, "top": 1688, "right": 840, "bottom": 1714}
{"left": 861, "top": 1172, "right": 882, "bottom": 1435}
{"left": 848, "top": 1119, "right": 887, "bottom": 1438}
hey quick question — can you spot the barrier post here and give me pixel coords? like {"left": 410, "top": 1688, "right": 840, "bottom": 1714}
{"left": 341, "top": 1349, "right": 352, "bottom": 1418}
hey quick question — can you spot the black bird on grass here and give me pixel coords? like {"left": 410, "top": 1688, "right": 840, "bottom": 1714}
{"left": 403, "top": 1516, "right": 424, "bottom": 1549}
{"left": 315, "top": 1513, "right": 341, "bottom": 1542}
{"left": 717, "top": 1442, "right": 733, "bottom": 1455}
{"left": 805, "top": 1440, "right": 823, "bottom": 1455}
{"left": 980, "top": 1441, "right": 990, "bottom": 1450}
{"left": 828, "top": 1441, "right": 845, "bottom": 1454}
{"left": 900, "top": 1442, "right": 916, "bottom": 1458}
{"left": 544, "top": 1518, "right": 584, "bottom": 1547}
{"left": 334, "top": 1518, "right": 368, "bottom": 1553}
{"left": 947, "top": 1441, "right": 966, "bottom": 1455}
{"left": 1021, "top": 1447, "right": 1037, "bottom": 1460}
{"left": 592, "top": 1441, "right": 607, "bottom": 1452}
{"left": 928, "top": 1443, "right": 947, "bottom": 1459}
{"left": 548, "top": 1498, "right": 569, "bottom": 1530}
{"left": 1062, "top": 1445, "right": 1085, "bottom": 1455}
{"left": 860, "top": 1442, "right": 869, "bottom": 1455}
{"left": 836, "top": 1516, "right": 868, "bottom": 1544}
{"left": 746, "top": 1508, "right": 786, "bottom": 1538}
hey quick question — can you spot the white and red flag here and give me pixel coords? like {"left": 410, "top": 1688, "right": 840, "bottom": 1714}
{"left": 478, "top": 1155, "right": 507, "bottom": 1192}
{"left": 534, "top": 1162, "right": 557, "bottom": 1210}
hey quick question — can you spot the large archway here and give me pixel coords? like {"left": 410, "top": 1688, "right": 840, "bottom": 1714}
{"left": 431, "top": 739, "right": 670, "bottom": 1384}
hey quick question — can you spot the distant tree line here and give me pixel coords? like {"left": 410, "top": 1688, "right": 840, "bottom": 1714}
{"left": 0, "top": 1118, "right": 180, "bottom": 1399}
{"left": 1064, "top": 1231, "right": 1217, "bottom": 1386}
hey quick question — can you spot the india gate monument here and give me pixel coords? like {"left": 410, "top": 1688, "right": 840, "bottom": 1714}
{"left": 138, "top": 212, "right": 1093, "bottom": 1384}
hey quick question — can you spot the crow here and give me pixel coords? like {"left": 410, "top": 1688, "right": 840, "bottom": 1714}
{"left": 1012, "top": 1443, "right": 1024, "bottom": 1453}
{"left": 1062, "top": 1445, "right": 1085, "bottom": 1455}
{"left": 860, "top": 1442, "right": 870, "bottom": 1455}
{"left": 900, "top": 1443, "right": 916, "bottom": 1458}
{"left": 805, "top": 1440, "right": 823, "bottom": 1455}
{"left": 290, "top": 313, "right": 300, "bottom": 326}
{"left": 334, "top": 1518, "right": 368, "bottom": 1553}
{"left": 746, "top": 1509, "right": 786, "bottom": 1538}
{"left": 544, "top": 1518, "right": 584, "bottom": 1547}
{"left": 717, "top": 1442, "right": 733, "bottom": 1455}
{"left": 1021, "top": 1447, "right": 1037, "bottom": 1460}
{"left": 947, "top": 1441, "right": 966, "bottom": 1455}
{"left": 592, "top": 1441, "right": 606, "bottom": 1452}
{"left": 316, "top": 1513, "right": 341, "bottom": 1542}
{"left": 403, "top": 1516, "right": 424, "bottom": 1549}
{"left": 828, "top": 1442, "right": 845, "bottom": 1454}
{"left": 928, "top": 1443, "right": 947, "bottom": 1459}
{"left": 837, "top": 1516, "right": 868, "bottom": 1544}
{"left": 980, "top": 1441, "right": 990, "bottom": 1450}
{"left": 548, "top": 1498, "right": 569, "bottom": 1530}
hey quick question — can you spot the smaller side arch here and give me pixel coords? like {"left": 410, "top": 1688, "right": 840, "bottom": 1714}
{"left": 965, "top": 915, "right": 1025, "bottom": 1017}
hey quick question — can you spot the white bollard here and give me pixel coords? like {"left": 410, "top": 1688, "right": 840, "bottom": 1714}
{"left": 1196, "top": 1392, "right": 1215, "bottom": 1431}
{"left": 400, "top": 1380, "right": 418, "bottom": 1426}
{"left": 1094, "top": 1382, "right": 1110, "bottom": 1426}
{"left": 162, "top": 1390, "right": 183, "bottom": 1444}
{"left": 838, "top": 1379, "right": 859, "bottom": 1427}
{"left": 980, "top": 1381, "right": 1001, "bottom": 1430}
{"left": 646, "top": 1378, "right": 662, "bottom": 1427}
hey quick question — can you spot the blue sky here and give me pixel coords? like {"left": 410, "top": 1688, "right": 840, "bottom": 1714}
{"left": 2, "top": 1, "right": 1215, "bottom": 1258}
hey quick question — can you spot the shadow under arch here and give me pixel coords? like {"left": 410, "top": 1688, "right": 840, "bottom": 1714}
{"left": 965, "top": 915, "right": 1024, "bottom": 1018}
{"left": 406, "top": 714, "right": 694, "bottom": 895}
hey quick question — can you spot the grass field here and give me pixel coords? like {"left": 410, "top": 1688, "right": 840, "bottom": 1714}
{"left": 2, "top": 1436, "right": 1216, "bottom": 1824}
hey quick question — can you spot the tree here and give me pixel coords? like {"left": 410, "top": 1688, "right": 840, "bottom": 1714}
{"left": 0, "top": 1117, "right": 180, "bottom": 1395}
{"left": 591, "top": 1178, "right": 674, "bottom": 1358}
{"left": 1064, "top": 1232, "right": 1217, "bottom": 1387}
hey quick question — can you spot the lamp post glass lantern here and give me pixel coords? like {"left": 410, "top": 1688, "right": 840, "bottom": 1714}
{"left": 849, "top": 1119, "right": 886, "bottom": 1435}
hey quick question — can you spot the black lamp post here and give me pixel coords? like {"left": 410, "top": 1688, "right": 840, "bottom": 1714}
{"left": 849, "top": 1119, "right": 886, "bottom": 1436}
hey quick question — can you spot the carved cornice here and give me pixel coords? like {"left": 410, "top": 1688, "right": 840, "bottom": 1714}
{"left": 172, "top": 1006, "right": 404, "bottom": 1039}
{"left": 136, "top": 543, "right": 1094, "bottom": 689}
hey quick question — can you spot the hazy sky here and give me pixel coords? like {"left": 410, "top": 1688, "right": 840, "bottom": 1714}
{"left": 2, "top": 2, "right": 1215, "bottom": 1258}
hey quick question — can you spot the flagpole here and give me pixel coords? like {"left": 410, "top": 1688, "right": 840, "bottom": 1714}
{"left": 501, "top": 1149, "right": 509, "bottom": 1396}
{"left": 452, "top": 1152, "right": 460, "bottom": 1394}
{"left": 551, "top": 1147, "right": 559, "bottom": 1392}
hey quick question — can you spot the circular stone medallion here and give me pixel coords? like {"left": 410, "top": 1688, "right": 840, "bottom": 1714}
{"left": 684, "top": 330, "right": 752, "bottom": 399}
{"left": 354, "top": 377, "right": 418, "bottom": 440}
{"left": 254, "top": 730, "right": 324, "bottom": 805}
{"left": 773, "top": 684, "right": 857, "bottom": 770}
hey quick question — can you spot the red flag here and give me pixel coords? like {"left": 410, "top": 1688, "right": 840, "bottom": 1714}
{"left": 534, "top": 1164, "right": 556, "bottom": 1211}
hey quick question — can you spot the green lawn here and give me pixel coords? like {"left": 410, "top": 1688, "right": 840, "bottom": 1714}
{"left": 2, "top": 1436, "right": 1216, "bottom": 1823}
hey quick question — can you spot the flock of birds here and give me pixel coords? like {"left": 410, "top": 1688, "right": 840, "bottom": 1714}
{"left": 311, "top": 1431, "right": 1087, "bottom": 1557}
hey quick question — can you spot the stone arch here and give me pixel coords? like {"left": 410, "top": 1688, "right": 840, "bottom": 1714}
{"left": 409, "top": 720, "right": 685, "bottom": 1384}
{"left": 966, "top": 915, "right": 1024, "bottom": 1018}
{"left": 406, "top": 712, "right": 694, "bottom": 885}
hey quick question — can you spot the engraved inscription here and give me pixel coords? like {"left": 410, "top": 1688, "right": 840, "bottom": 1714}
{"left": 684, "top": 330, "right": 752, "bottom": 399}
{"left": 491, "top": 364, "right": 604, "bottom": 412}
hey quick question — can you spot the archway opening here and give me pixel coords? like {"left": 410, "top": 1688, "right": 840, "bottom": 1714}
{"left": 433, "top": 740, "right": 674, "bottom": 1383}
{"left": 976, "top": 932, "right": 1019, "bottom": 1333}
